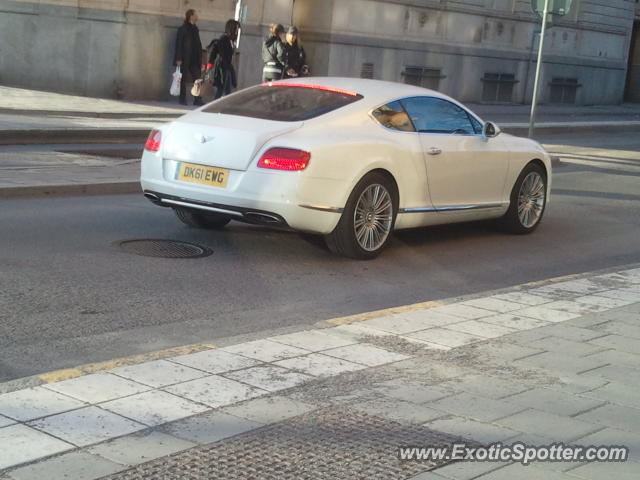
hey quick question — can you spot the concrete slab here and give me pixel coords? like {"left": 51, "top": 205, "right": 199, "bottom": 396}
{"left": 161, "top": 410, "right": 262, "bottom": 445}
{"left": 428, "top": 391, "right": 525, "bottom": 422}
{"left": 515, "top": 306, "right": 582, "bottom": 323}
{"left": 495, "top": 409, "right": 599, "bottom": 442}
{"left": 445, "top": 320, "right": 517, "bottom": 339}
{"left": 568, "top": 460, "right": 640, "bottom": 480}
{"left": 424, "top": 416, "right": 519, "bottom": 444}
{"left": 269, "top": 330, "right": 356, "bottom": 351}
{"left": 0, "top": 386, "right": 85, "bottom": 422}
{"left": 373, "top": 379, "right": 453, "bottom": 404}
{"left": 5, "top": 451, "right": 123, "bottom": 480}
{"left": 43, "top": 373, "right": 149, "bottom": 404}
{"left": 169, "top": 350, "right": 260, "bottom": 375}
{"left": 459, "top": 297, "right": 524, "bottom": 313}
{"left": 223, "top": 366, "right": 313, "bottom": 392}
{"left": 480, "top": 313, "right": 549, "bottom": 331}
{"left": 492, "top": 292, "right": 554, "bottom": 306}
{"left": 100, "top": 390, "right": 210, "bottom": 427}
{"left": 28, "top": 406, "right": 145, "bottom": 447}
{"left": 406, "top": 328, "right": 484, "bottom": 348}
{"left": 575, "top": 403, "right": 640, "bottom": 434}
{"left": 220, "top": 339, "right": 312, "bottom": 362}
{"left": 503, "top": 387, "right": 605, "bottom": 416}
{"left": 109, "top": 359, "right": 208, "bottom": 388}
{"left": 88, "top": 430, "right": 195, "bottom": 467}
{"left": 164, "top": 375, "right": 267, "bottom": 408}
{"left": 0, "top": 424, "right": 72, "bottom": 470}
{"left": 221, "top": 395, "right": 316, "bottom": 425}
{"left": 428, "top": 304, "right": 494, "bottom": 320}
{"left": 274, "top": 353, "right": 367, "bottom": 377}
{"left": 322, "top": 343, "right": 410, "bottom": 366}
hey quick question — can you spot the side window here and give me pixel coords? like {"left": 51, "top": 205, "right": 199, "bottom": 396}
{"left": 400, "top": 97, "right": 476, "bottom": 135}
{"left": 372, "top": 101, "right": 415, "bottom": 132}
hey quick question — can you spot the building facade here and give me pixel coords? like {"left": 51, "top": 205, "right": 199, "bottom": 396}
{"left": 0, "top": 0, "right": 636, "bottom": 105}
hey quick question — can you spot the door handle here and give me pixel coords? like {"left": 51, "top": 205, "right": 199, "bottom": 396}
{"left": 427, "top": 147, "right": 442, "bottom": 156}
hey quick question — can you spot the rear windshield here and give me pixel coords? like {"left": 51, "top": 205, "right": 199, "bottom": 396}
{"left": 202, "top": 85, "right": 363, "bottom": 122}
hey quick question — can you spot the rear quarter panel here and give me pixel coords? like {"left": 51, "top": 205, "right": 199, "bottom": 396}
{"left": 260, "top": 112, "right": 430, "bottom": 214}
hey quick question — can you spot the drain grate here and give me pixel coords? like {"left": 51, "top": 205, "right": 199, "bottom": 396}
{"left": 104, "top": 407, "right": 458, "bottom": 479}
{"left": 117, "top": 239, "right": 212, "bottom": 259}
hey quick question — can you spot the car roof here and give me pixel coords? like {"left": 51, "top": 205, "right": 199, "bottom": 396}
{"left": 267, "top": 77, "right": 481, "bottom": 121}
{"left": 268, "top": 77, "right": 446, "bottom": 103}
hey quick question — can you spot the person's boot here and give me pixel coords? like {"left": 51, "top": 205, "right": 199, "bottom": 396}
{"left": 193, "top": 96, "right": 204, "bottom": 106}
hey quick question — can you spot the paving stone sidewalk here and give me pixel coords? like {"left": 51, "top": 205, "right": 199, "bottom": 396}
{"left": 1, "top": 266, "right": 640, "bottom": 479}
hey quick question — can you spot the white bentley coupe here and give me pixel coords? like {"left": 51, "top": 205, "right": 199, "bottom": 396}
{"left": 141, "top": 78, "right": 551, "bottom": 259}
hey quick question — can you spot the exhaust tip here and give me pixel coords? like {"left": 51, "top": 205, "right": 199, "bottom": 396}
{"left": 245, "top": 212, "right": 281, "bottom": 224}
{"left": 144, "top": 192, "right": 161, "bottom": 204}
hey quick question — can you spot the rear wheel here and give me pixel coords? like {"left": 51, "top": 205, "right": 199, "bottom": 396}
{"left": 500, "top": 163, "right": 547, "bottom": 234}
{"left": 173, "top": 207, "right": 231, "bottom": 229}
{"left": 325, "top": 172, "right": 398, "bottom": 259}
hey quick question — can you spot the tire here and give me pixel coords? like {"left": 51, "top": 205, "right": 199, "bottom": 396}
{"left": 173, "top": 207, "right": 231, "bottom": 229}
{"left": 500, "top": 162, "right": 547, "bottom": 234}
{"left": 325, "top": 171, "right": 398, "bottom": 260}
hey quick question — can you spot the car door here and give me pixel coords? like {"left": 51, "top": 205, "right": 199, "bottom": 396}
{"left": 400, "top": 96, "right": 510, "bottom": 211}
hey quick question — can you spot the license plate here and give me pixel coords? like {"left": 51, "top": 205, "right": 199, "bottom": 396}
{"left": 176, "top": 162, "right": 229, "bottom": 188}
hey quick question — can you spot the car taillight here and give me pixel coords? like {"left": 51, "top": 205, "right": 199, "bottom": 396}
{"left": 145, "top": 129, "right": 162, "bottom": 152}
{"left": 258, "top": 148, "right": 311, "bottom": 171}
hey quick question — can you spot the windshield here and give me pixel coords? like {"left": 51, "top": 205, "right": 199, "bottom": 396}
{"left": 203, "top": 85, "right": 363, "bottom": 122}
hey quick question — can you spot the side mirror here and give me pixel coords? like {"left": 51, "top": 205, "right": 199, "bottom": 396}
{"left": 483, "top": 121, "right": 501, "bottom": 138}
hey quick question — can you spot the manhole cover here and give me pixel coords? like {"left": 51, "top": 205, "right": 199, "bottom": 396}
{"left": 117, "top": 239, "right": 212, "bottom": 258}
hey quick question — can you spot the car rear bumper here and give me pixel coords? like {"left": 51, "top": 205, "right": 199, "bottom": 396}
{"left": 140, "top": 151, "right": 344, "bottom": 234}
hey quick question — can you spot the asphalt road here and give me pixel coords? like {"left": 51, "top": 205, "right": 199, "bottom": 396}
{"left": 1, "top": 132, "right": 639, "bottom": 381}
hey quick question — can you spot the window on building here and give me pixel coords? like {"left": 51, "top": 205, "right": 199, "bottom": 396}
{"left": 372, "top": 101, "right": 415, "bottom": 132}
{"left": 481, "top": 73, "right": 518, "bottom": 103}
{"left": 400, "top": 97, "right": 478, "bottom": 134}
{"left": 360, "top": 62, "right": 374, "bottom": 79}
{"left": 402, "top": 66, "right": 444, "bottom": 91}
{"left": 549, "top": 77, "right": 580, "bottom": 104}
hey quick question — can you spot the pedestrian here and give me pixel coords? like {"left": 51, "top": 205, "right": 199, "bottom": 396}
{"left": 283, "top": 26, "right": 309, "bottom": 79}
{"left": 262, "top": 24, "right": 286, "bottom": 82}
{"left": 174, "top": 9, "right": 204, "bottom": 106}
{"left": 207, "top": 19, "right": 241, "bottom": 100}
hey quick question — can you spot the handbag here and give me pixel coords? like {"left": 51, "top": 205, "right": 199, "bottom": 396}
{"left": 191, "top": 78, "right": 204, "bottom": 97}
{"left": 169, "top": 66, "right": 182, "bottom": 96}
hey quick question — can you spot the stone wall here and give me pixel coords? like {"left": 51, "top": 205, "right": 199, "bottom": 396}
{"left": 0, "top": 0, "right": 636, "bottom": 104}
{"left": 0, "top": 0, "right": 292, "bottom": 99}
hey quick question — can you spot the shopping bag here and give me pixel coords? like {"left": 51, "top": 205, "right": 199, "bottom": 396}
{"left": 169, "top": 67, "right": 182, "bottom": 96}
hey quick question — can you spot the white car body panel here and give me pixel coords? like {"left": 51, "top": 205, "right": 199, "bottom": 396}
{"left": 140, "top": 77, "right": 551, "bottom": 236}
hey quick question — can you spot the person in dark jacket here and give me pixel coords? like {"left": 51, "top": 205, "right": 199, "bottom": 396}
{"left": 261, "top": 24, "right": 286, "bottom": 82}
{"left": 174, "top": 9, "right": 204, "bottom": 106}
{"left": 283, "top": 26, "right": 309, "bottom": 79}
{"left": 207, "top": 19, "right": 240, "bottom": 100}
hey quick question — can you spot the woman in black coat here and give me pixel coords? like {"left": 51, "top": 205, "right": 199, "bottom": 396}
{"left": 207, "top": 20, "right": 240, "bottom": 100}
{"left": 174, "top": 9, "right": 204, "bottom": 106}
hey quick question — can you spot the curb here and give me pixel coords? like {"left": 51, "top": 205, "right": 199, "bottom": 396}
{"left": 502, "top": 121, "right": 640, "bottom": 136}
{"left": 0, "top": 121, "right": 638, "bottom": 146}
{"left": 0, "top": 261, "right": 637, "bottom": 396}
{"left": 0, "top": 107, "right": 184, "bottom": 119}
{"left": 0, "top": 129, "right": 150, "bottom": 146}
{"left": 0, "top": 182, "right": 141, "bottom": 199}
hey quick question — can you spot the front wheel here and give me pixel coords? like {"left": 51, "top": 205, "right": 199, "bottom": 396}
{"left": 500, "top": 163, "right": 547, "bottom": 234}
{"left": 173, "top": 207, "right": 231, "bottom": 229}
{"left": 325, "top": 172, "right": 398, "bottom": 259}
